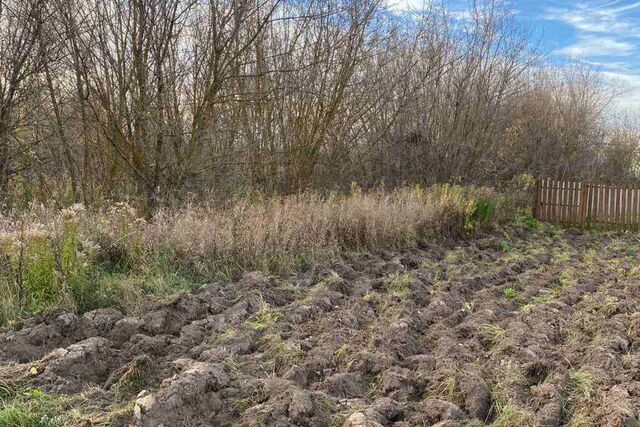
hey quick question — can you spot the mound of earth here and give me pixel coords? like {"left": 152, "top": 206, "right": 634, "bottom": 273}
{"left": 2, "top": 226, "right": 640, "bottom": 426}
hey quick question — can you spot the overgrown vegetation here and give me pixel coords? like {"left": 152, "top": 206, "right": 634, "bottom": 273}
{"left": 0, "top": 184, "right": 528, "bottom": 326}
{"left": 0, "top": 0, "right": 637, "bottom": 215}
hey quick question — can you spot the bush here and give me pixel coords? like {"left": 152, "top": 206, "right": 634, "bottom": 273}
{"left": 0, "top": 185, "right": 523, "bottom": 325}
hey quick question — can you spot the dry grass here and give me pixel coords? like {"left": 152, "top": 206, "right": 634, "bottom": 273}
{"left": 0, "top": 185, "right": 510, "bottom": 325}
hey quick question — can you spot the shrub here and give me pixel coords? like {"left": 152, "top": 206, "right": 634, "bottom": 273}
{"left": 0, "top": 185, "right": 522, "bottom": 325}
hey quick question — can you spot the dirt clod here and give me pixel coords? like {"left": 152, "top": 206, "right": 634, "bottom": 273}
{"left": 3, "top": 228, "right": 640, "bottom": 425}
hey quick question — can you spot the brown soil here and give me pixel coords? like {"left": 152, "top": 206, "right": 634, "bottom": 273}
{"left": 2, "top": 226, "right": 640, "bottom": 426}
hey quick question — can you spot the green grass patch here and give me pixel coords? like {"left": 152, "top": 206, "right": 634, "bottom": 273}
{"left": 502, "top": 287, "right": 517, "bottom": 299}
{"left": 384, "top": 272, "right": 412, "bottom": 299}
{"left": 499, "top": 240, "right": 511, "bottom": 252}
{"left": 245, "top": 299, "right": 281, "bottom": 331}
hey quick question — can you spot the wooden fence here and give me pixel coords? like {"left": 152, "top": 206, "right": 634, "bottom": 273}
{"left": 533, "top": 178, "right": 640, "bottom": 230}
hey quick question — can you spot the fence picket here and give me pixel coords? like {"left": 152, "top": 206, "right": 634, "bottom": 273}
{"left": 533, "top": 178, "right": 640, "bottom": 229}
{"left": 570, "top": 182, "right": 576, "bottom": 224}
{"left": 560, "top": 180, "right": 566, "bottom": 223}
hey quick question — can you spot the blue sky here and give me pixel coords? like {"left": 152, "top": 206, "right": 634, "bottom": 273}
{"left": 390, "top": 0, "right": 640, "bottom": 111}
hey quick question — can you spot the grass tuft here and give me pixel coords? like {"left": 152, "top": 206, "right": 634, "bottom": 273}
{"left": 491, "top": 403, "right": 528, "bottom": 427}
{"left": 479, "top": 324, "right": 506, "bottom": 347}
{"left": 384, "top": 272, "right": 412, "bottom": 299}
{"left": 245, "top": 299, "right": 281, "bottom": 331}
{"left": 502, "top": 287, "right": 517, "bottom": 299}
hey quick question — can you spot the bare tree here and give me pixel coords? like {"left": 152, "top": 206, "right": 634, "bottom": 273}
{"left": 0, "top": 0, "right": 49, "bottom": 204}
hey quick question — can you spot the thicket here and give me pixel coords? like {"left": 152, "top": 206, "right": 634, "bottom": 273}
{"left": 0, "top": 181, "right": 535, "bottom": 326}
{"left": 0, "top": 0, "right": 636, "bottom": 214}
{"left": 0, "top": 0, "right": 636, "bottom": 323}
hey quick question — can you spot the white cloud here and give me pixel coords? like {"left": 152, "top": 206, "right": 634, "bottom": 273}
{"left": 543, "top": 1, "right": 640, "bottom": 34}
{"left": 581, "top": 60, "right": 630, "bottom": 72}
{"left": 600, "top": 71, "right": 640, "bottom": 111}
{"left": 544, "top": 1, "right": 640, "bottom": 59}
{"left": 385, "top": 0, "right": 430, "bottom": 13}
{"left": 552, "top": 35, "right": 635, "bottom": 57}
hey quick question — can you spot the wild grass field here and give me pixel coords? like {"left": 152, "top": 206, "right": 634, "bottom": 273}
{"left": 1, "top": 0, "right": 640, "bottom": 425}
{"left": 2, "top": 180, "right": 640, "bottom": 426}
{"left": 0, "top": 184, "right": 520, "bottom": 328}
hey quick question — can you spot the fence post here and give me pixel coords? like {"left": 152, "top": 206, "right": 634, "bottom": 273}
{"left": 533, "top": 178, "right": 541, "bottom": 219}
{"left": 579, "top": 182, "right": 589, "bottom": 228}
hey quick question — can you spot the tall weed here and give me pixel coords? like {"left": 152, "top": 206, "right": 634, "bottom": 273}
{"left": 0, "top": 185, "right": 517, "bottom": 325}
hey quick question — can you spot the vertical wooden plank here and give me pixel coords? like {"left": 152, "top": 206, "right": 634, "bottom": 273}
{"left": 567, "top": 181, "right": 572, "bottom": 225}
{"left": 603, "top": 185, "right": 615, "bottom": 226}
{"left": 633, "top": 185, "right": 636, "bottom": 231}
{"left": 597, "top": 184, "right": 603, "bottom": 227}
{"left": 618, "top": 187, "right": 627, "bottom": 230}
{"left": 549, "top": 179, "right": 557, "bottom": 222}
{"left": 605, "top": 185, "right": 609, "bottom": 226}
{"left": 616, "top": 186, "right": 622, "bottom": 229}
{"left": 596, "top": 184, "right": 601, "bottom": 227}
{"left": 574, "top": 181, "right": 579, "bottom": 225}
{"left": 611, "top": 186, "right": 619, "bottom": 229}
{"left": 590, "top": 183, "right": 596, "bottom": 227}
{"left": 579, "top": 182, "right": 586, "bottom": 228}
{"left": 561, "top": 180, "right": 567, "bottom": 224}
{"left": 633, "top": 186, "right": 637, "bottom": 231}
{"left": 540, "top": 179, "right": 546, "bottom": 221}
{"left": 620, "top": 187, "right": 627, "bottom": 229}
{"left": 533, "top": 178, "right": 541, "bottom": 220}
{"left": 619, "top": 186, "right": 625, "bottom": 230}
{"left": 604, "top": 184, "right": 609, "bottom": 226}
{"left": 556, "top": 179, "right": 560, "bottom": 223}
{"left": 624, "top": 186, "right": 629, "bottom": 230}
{"left": 544, "top": 178, "right": 550, "bottom": 221}
{"left": 632, "top": 186, "right": 636, "bottom": 231}
{"left": 576, "top": 181, "right": 581, "bottom": 225}
{"left": 569, "top": 181, "right": 575, "bottom": 225}
{"left": 556, "top": 179, "right": 561, "bottom": 223}
{"left": 631, "top": 185, "right": 638, "bottom": 231}
{"left": 635, "top": 185, "right": 639, "bottom": 231}
{"left": 557, "top": 180, "right": 563, "bottom": 224}
{"left": 564, "top": 180, "right": 568, "bottom": 224}
{"left": 551, "top": 179, "right": 557, "bottom": 223}
{"left": 546, "top": 179, "right": 552, "bottom": 223}
{"left": 591, "top": 184, "right": 602, "bottom": 229}
{"left": 624, "top": 185, "right": 631, "bottom": 230}
{"left": 636, "top": 185, "right": 640, "bottom": 231}
{"left": 627, "top": 186, "right": 632, "bottom": 231}
{"left": 591, "top": 183, "right": 597, "bottom": 227}
{"left": 627, "top": 186, "right": 636, "bottom": 230}
{"left": 539, "top": 179, "right": 545, "bottom": 221}
{"left": 611, "top": 186, "right": 619, "bottom": 228}
{"left": 620, "top": 186, "right": 624, "bottom": 229}
{"left": 601, "top": 184, "right": 605, "bottom": 225}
